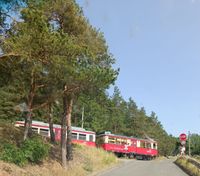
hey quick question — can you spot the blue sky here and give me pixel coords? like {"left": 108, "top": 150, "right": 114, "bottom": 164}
{"left": 76, "top": 0, "right": 200, "bottom": 137}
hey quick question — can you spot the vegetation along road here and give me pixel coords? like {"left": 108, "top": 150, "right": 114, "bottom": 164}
{"left": 97, "top": 158, "right": 188, "bottom": 176}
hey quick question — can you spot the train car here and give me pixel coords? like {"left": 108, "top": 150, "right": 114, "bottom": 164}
{"left": 15, "top": 120, "right": 96, "bottom": 147}
{"left": 96, "top": 131, "right": 136, "bottom": 157}
{"left": 132, "top": 137, "right": 158, "bottom": 160}
{"left": 96, "top": 131, "right": 158, "bottom": 159}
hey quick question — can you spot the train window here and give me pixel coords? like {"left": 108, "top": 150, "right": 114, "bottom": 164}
{"left": 116, "top": 138, "right": 121, "bottom": 144}
{"left": 153, "top": 143, "right": 157, "bottom": 149}
{"left": 72, "top": 133, "right": 78, "bottom": 140}
{"left": 127, "top": 139, "right": 132, "bottom": 145}
{"left": 146, "top": 143, "right": 151, "bottom": 148}
{"left": 108, "top": 137, "right": 116, "bottom": 144}
{"left": 32, "top": 127, "right": 38, "bottom": 133}
{"left": 89, "top": 135, "right": 93, "bottom": 142}
{"left": 140, "top": 142, "right": 145, "bottom": 148}
{"left": 121, "top": 139, "right": 127, "bottom": 145}
{"left": 79, "top": 134, "right": 86, "bottom": 141}
{"left": 39, "top": 128, "right": 49, "bottom": 137}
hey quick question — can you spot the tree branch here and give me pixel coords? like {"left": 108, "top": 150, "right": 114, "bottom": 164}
{"left": 31, "top": 102, "right": 49, "bottom": 111}
{"left": 63, "top": 85, "right": 80, "bottom": 94}
{"left": 0, "top": 53, "right": 20, "bottom": 60}
{"left": 36, "top": 84, "right": 45, "bottom": 89}
{"left": 0, "top": 11, "right": 17, "bottom": 22}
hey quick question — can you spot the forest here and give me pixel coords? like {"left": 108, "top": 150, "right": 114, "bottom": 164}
{"left": 0, "top": 0, "right": 199, "bottom": 168}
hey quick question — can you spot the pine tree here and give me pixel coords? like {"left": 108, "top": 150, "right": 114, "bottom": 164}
{"left": 42, "top": 0, "right": 118, "bottom": 164}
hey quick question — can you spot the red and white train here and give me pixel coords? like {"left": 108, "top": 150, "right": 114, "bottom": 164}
{"left": 15, "top": 120, "right": 158, "bottom": 159}
{"left": 15, "top": 120, "right": 96, "bottom": 147}
{"left": 96, "top": 131, "right": 158, "bottom": 160}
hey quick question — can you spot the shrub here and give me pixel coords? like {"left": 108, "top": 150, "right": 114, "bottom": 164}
{"left": 0, "top": 137, "right": 50, "bottom": 166}
{"left": 0, "top": 143, "right": 27, "bottom": 166}
{"left": 22, "top": 137, "right": 50, "bottom": 163}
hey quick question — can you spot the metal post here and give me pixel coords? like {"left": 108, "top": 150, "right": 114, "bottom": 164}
{"left": 81, "top": 106, "right": 84, "bottom": 128}
{"left": 188, "top": 131, "right": 191, "bottom": 156}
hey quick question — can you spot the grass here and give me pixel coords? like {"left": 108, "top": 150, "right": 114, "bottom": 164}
{"left": 0, "top": 121, "right": 118, "bottom": 176}
{"left": 0, "top": 122, "right": 50, "bottom": 166}
{"left": 71, "top": 144, "right": 118, "bottom": 175}
{"left": 0, "top": 145, "right": 118, "bottom": 176}
{"left": 175, "top": 157, "right": 200, "bottom": 176}
{"left": 194, "top": 155, "right": 200, "bottom": 162}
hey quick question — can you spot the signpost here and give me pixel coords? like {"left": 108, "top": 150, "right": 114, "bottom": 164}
{"left": 188, "top": 131, "right": 191, "bottom": 156}
{"left": 179, "top": 133, "right": 187, "bottom": 156}
{"left": 179, "top": 133, "right": 187, "bottom": 141}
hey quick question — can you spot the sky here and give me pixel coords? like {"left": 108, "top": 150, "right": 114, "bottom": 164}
{"left": 76, "top": 0, "right": 200, "bottom": 137}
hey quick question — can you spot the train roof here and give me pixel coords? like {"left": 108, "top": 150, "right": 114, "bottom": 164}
{"left": 97, "top": 131, "right": 157, "bottom": 143}
{"left": 16, "top": 120, "right": 95, "bottom": 134}
{"left": 97, "top": 132, "right": 132, "bottom": 139}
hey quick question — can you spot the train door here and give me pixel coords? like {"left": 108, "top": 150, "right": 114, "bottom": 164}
{"left": 54, "top": 128, "right": 61, "bottom": 141}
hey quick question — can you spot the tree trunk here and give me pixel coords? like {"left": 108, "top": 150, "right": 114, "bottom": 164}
{"left": 24, "top": 110, "right": 32, "bottom": 140}
{"left": 24, "top": 71, "right": 35, "bottom": 140}
{"left": 61, "top": 92, "right": 67, "bottom": 168}
{"left": 24, "top": 96, "right": 34, "bottom": 140}
{"left": 48, "top": 103, "right": 55, "bottom": 143}
{"left": 66, "top": 96, "right": 73, "bottom": 161}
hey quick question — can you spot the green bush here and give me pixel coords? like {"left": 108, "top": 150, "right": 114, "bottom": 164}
{"left": 0, "top": 137, "right": 49, "bottom": 166}
{"left": 0, "top": 143, "right": 27, "bottom": 166}
{"left": 22, "top": 137, "right": 49, "bottom": 163}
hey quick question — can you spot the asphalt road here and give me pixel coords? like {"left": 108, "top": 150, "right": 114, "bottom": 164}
{"left": 97, "top": 158, "right": 189, "bottom": 176}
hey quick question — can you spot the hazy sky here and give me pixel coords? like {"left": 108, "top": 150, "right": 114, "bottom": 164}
{"left": 76, "top": 0, "right": 200, "bottom": 137}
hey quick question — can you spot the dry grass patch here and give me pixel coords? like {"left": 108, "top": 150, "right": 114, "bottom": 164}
{"left": 75, "top": 144, "right": 117, "bottom": 171}
{"left": 72, "top": 144, "right": 118, "bottom": 174}
{"left": 175, "top": 157, "right": 200, "bottom": 176}
{"left": 194, "top": 155, "right": 200, "bottom": 162}
{"left": 0, "top": 144, "right": 118, "bottom": 176}
{"left": 0, "top": 122, "right": 118, "bottom": 176}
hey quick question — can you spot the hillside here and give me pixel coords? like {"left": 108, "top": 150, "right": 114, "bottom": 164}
{"left": 0, "top": 0, "right": 178, "bottom": 159}
{"left": 0, "top": 122, "right": 118, "bottom": 176}
{"left": 0, "top": 146, "right": 118, "bottom": 176}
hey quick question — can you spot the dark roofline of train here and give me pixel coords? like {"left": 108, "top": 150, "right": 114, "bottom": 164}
{"left": 16, "top": 120, "right": 95, "bottom": 134}
{"left": 97, "top": 131, "right": 157, "bottom": 143}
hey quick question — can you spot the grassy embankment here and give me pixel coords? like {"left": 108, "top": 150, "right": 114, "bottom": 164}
{"left": 194, "top": 156, "right": 200, "bottom": 162}
{"left": 175, "top": 157, "right": 200, "bottom": 176}
{"left": 0, "top": 122, "right": 118, "bottom": 176}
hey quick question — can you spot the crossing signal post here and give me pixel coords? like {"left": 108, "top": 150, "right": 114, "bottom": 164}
{"left": 179, "top": 133, "right": 187, "bottom": 156}
{"left": 188, "top": 131, "right": 191, "bottom": 156}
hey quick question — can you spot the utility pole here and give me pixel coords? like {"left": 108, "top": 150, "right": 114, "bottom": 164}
{"left": 81, "top": 106, "right": 84, "bottom": 128}
{"left": 188, "top": 131, "right": 191, "bottom": 156}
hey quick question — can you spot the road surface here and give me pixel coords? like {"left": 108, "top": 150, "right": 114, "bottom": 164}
{"left": 97, "top": 158, "right": 188, "bottom": 176}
